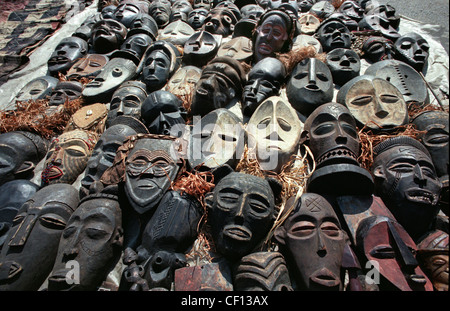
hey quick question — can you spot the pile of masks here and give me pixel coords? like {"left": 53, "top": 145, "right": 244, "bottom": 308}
{"left": 0, "top": 0, "right": 448, "bottom": 292}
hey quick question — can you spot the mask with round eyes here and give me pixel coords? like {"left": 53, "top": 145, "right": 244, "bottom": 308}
{"left": 193, "top": 0, "right": 211, "bottom": 10}
{"left": 114, "top": 0, "right": 146, "bottom": 28}
{"left": 0, "top": 184, "right": 78, "bottom": 291}
{"left": 286, "top": 58, "right": 334, "bottom": 117}
{"left": 187, "top": 8, "right": 208, "bottom": 29}
{"left": 141, "top": 90, "right": 186, "bottom": 136}
{"left": 206, "top": 172, "right": 276, "bottom": 261}
{"left": 337, "top": 0, "right": 364, "bottom": 21}
{"left": 217, "top": 36, "right": 253, "bottom": 62}
{"left": 48, "top": 192, "right": 123, "bottom": 291}
{"left": 326, "top": 48, "right": 361, "bottom": 86}
{"left": 80, "top": 120, "right": 147, "bottom": 196}
{"left": 234, "top": 251, "right": 293, "bottom": 291}
{"left": 48, "top": 81, "right": 83, "bottom": 107}
{"left": 66, "top": 54, "right": 109, "bottom": 80}
{"left": 298, "top": 14, "right": 321, "bottom": 35}
{"left": 159, "top": 20, "right": 195, "bottom": 46}
{"left": 141, "top": 41, "right": 181, "bottom": 93}
{"left": 182, "top": 30, "right": 219, "bottom": 67}
{"left": 165, "top": 65, "right": 201, "bottom": 97}
{"left": 316, "top": 20, "right": 352, "bottom": 52}
{"left": 189, "top": 108, "right": 244, "bottom": 170}
{"left": 15, "top": 76, "right": 59, "bottom": 102}
{"left": 0, "top": 131, "right": 48, "bottom": 186}
{"left": 416, "top": 230, "right": 449, "bottom": 291}
{"left": 365, "top": 59, "right": 429, "bottom": 107}
{"left": 0, "top": 180, "right": 39, "bottom": 249}
{"left": 337, "top": 75, "right": 409, "bottom": 131}
{"left": 355, "top": 215, "right": 433, "bottom": 291}
{"left": 124, "top": 138, "right": 181, "bottom": 215}
{"left": 366, "top": 4, "right": 400, "bottom": 29}
{"left": 358, "top": 14, "right": 400, "bottom": 42}
{"left": 90, "top": 18, "right": 128, "bottom": 54}
{"left": 41, "top": 130, "right": 97, "bottom": 186}
{"left": 202, "top": 8, "right": 238, "bottom": 37}
{"left": 113, "top": 33, "right": 154, "bottom": 65}
{"left": 274, "top": 193, "right": 347, "bottom": 291}
{"left": 253, "top": 11, "right": 292, "bottom": 63}
{"left": 247, "top": 96, "right": 302, "bottom": 173}
{"left": 106, "top": 80, "right": 147, "bottom": 127}
{"left": 292, "top": 34, "right": 323, "bottom": 53}
{"left": 310, "top": 0, "right": 335, "bottom": 19}
{"left": 372, "top": 136, "right": 442, "bottom": 240}
{"left": 171, "top": 0, "right": 193, "bottom": 15}
{"left": 149, "top": 0, "right": 172, "bottom": 28}
{"left": 361, "top": 36, "right": 394, "bottom": 63}
{"left": 394, "top": 32, "right": 430, "bottom": 73}
{"left": 240, "top": 4, "right": 265, "bottom": 20}
{"left": 47, "top": 37, "right": 88, "bottom": 76}
{"left": 242, "top": 57, "right": 286, "bottom": 117}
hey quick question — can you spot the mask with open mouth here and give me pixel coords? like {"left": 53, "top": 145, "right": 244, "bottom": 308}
{"left": 372, "top": 136, "right": 442, "bottom": 240}
{"left": 274, "top": 193, "right": 347, "bottom": 291}
{"left": 47, "top": 37, "right": 88, "bottom": 76}
{"left": 207, "top": 172, "right": 276, "bottom": 261}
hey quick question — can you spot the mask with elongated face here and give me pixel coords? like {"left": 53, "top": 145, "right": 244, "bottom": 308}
{"left": 127, "top": 13, "right": 159, "bottom": 40}
{"left": 187, "top": 8, "right": 208, "bottom": 29}
{"left": 41, "top": 130, "right": 98, "bottom": 186}
{"left": 90, "top": 19, "right": 128, "bottom": 54}
{"left": 206, "top": 172, "right": 275, "bottom": 261}
{"left": 141, "top": 90, "right": 186, "bottom": 136}
{"left": 47, "top": 189, "right": 123, "bottom": 291}
{"left": 0, "top": 131, "right": 48, "bottom": 186}
{"left": 48, "top": 81, "right": 83, "bottom": 107}
{"left": 149, "top": 0, "right": 172, "bottom": 28}
{"left": 336, "top": 75, "right": 409, "bottom": 131}
{"left": 298, "top": 14, "right": 321, "bottom": 35}
{"left": 141, "top": 41, "right": 181, "bottom": 93}
{"left": 358, "top": 14, "right": 400, "bottom": 42}
{"left": 0, "top": 184, "right": 78, "bottom": 291}
{"left": 252, "top": 10, "right": 293, "bottom": 63}
{"left": 274, "top": 193, "right": 347, "bottom": 291}
{"left": 310, "top": 0, "right": 335, "bottom": 19}
{"left": 365, "top": 60, "right": 429, "bottom": 107}
{"left": 165, "top": 65, "right": 201, "bottom": 97}
{"left": 338, "top": 0, "right": 364, "bottom": 21}
{"left": 247, "top": 96, "right": 302, "bottom": 173}
{"left": 356, "top": 215, "right": 433, "bottom": 291}
{"left": 47, "top": 37, "right": 88, "bottom": 76}
{"left": 394, "top": 32, "right": 430, "bottom": 73}
{"left": 242, "top": 57, "right": 286, "bottom": 117}
{"left": 113, "top": 33, "right": 154, "bottom": 66}
{"left": 106, "top": 80, "right": 148, "bottom": 127}
{"left": 366, "top": 4, "right": 400, "bottom": 29}
{"left": 286, "top": 58, "right": 334, "bottom": 117}
{"left": 189, "top": 108, "right": 244, "bottom": 170}
{"left": 416, "top": 230, "right": 449, "bottom": 291}
{"left": 326, "top": 48, "right": 360, "bottom": 86}
{"left": 114, "top": 0, "right": 149, "bottom": 28}
{"left": 182, "top": 30, "right": 219, "bottom": 67}
{"left": 234, "top": 251, "right": 293, "bottom": 291}
{"left": 0, "top": 180, "right": 39, "bottom": 249}
{"left": 316, "top": 19, "right": 352, "bottom": 52}
{"left": 80, "top": 116, "right": 148, "bottom": 197}
{"left": 217, "top": 36, "right": 253, "bottom": 62}
{"left": 124, "top": 137, "right": 182, "bottom": 214}
{"left": 15, "top": 76, "right": 59, "bottom": 102}
{"left": 66, "top": 54, "right": 109, "bottom": 81}
{"left": 82, "top": 57, "right": 138, "bottom": 103}
{"left": 372, "top": 136, "right": 442, "bottom": 240}
{"left": 159, "top": 20, "right": 195, "bottom": 46}
{"left": 300, "top": 102, "right": 374, "bottom": 195}
{"left": 190, "top": 56, "right": 246, "bottom": 117}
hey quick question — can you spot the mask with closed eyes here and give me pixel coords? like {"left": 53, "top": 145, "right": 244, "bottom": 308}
{"left": 292, "top": 35, "right": 323, "bottom": 53}
{"left": 159, "top": 20, "right": 195, "bottom": 46}
{"left": 247, "top": 96, "right": 302, "bottom": 173}
{"left": 193, "top": 0, "right": 211, "bottom": 10}
{"left": 336, "top": 75, "right": 409, "bottom": 131}
{"left": 149, "top": 0, "right": 172, "bottom": 29}
{"left": 298, "top": 14, "right": 321, "bottom": 35}
{"left": 286, "top": 58, "right": 334, "bottom": 117}
{"left": 217, "top": 36, "right": 253, "bottom": 62}
{"left": 165, "top": 65, "right": 201, "bottom": 97}
{"left": 187, "top": 8, "right": 208, "bottom": 30}
{"left": 15, "top": 76, "right": 59, "bottom": 102}
{"left": 66, "top": 54, "right": 109, "bottom": 81}
{"left": 90, "top": 19, "right": 128, "bottom": 54}
{"left": 0, "top": 184, "right": 78, "bottom": 291}
{"left": 112, "top": 33, "right": 154, "bottom": 66}
{"left": 114, "top": 0, "right": 149, "bottom": 28}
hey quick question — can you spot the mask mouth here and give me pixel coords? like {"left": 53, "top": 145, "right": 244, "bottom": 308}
{"left": 135, "top": 179, "right": 157, "bottom": 190}
{"left": 407, "top": 273, "right": 428, "bottom": 285}
{"left": 405, "top": 188, "right": 439, "bottom": 205}
{"left": 223, "top": 224, "right": 252, "bottom": 242}
{"left": 316, "top": 147, "right": 358, "bottom": 166}
{"left": 305, "top": 84, "right": 320, "bottom": 91}
{"left": 48, "top": 56, "right": 69, "bottom": 66}
{"left": 48, "top": 269, "right": 78, "bottom": 290}
{"left": 310, "top": 267, "right": 341, "bottom": 288}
